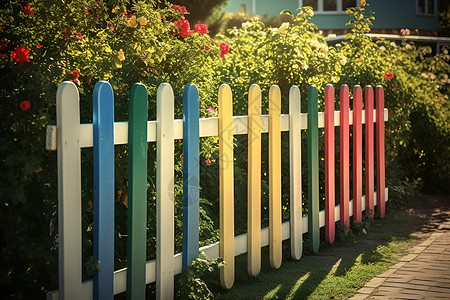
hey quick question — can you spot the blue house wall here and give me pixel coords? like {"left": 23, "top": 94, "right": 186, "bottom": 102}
{"left": 226, "top": 0, "right": 439, "bottom": 33}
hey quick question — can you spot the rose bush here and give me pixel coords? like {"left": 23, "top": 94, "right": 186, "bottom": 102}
{"left": 0, "top": 0, "right": 226, "bottom": 297}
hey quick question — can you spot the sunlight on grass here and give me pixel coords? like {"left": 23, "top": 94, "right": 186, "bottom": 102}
{"left": 264, "top": 284, "right": 282, "bottom": 299}
{"left": 326, "top": 258, "right": 342, "bottom": 276}
{"left": 286, "top": 272, "right": 311, "bottom": 300}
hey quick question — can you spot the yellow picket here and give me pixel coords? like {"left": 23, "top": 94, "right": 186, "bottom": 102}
{"left": 219, "top": 84, "right": 235, "bottom": 289}
{"left": 269, "top": 85, "right": 282, "bottom": 269}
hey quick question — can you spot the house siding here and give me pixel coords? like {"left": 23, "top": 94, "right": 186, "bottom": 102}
{"left": 226, "top": 0, "right": 439, "bottom": 32}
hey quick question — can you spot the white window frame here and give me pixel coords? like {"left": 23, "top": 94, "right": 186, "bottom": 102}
{"left": 416, "top": 0, "right": 437, "bottom": 16}
{"left": 299, "top": 0, "right": 360, "bottom": 15}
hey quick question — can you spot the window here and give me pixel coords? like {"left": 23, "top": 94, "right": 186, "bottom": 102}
{"left": 300, "top": 0, "right": 358, "bottom": 14}
{"left": 417, "top": 0, "right": 436, "bottom": 16}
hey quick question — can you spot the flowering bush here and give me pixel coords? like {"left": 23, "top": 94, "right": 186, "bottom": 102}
{"left": 0, "top": 0, "right": 227, "bottom": 297}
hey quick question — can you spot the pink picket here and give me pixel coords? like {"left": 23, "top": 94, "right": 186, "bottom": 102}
{"left": 376, "top": 86, "right": 386, "bottom": 218}
{"left": 339, "top": 85, "right": 350, "bottom": 231}
{"left": 365, "top": 86, "right": 375, "bottom": 218}
{"left": 352, "top": 86, "right": 363, "bottom": 222}
{"left": 324, "top": 84, "right": 335, "bottom": 244}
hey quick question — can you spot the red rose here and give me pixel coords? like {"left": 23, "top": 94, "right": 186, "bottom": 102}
{"left": 172, "top": 5, "right": 188, "bottom": 16}
{"left": 20, "top": 2, "right": 34, "bottom": 15}
{"left": 11, "top": 46, "right": 30, "bottom": 66}
{"left": 195, "top": 24, "right": 209, "bottom": 35}
{"left": 75, "top": 33, "right": 82, "bottom": 40}
{"left": 69, "top": 70, "right": 80, "bottom": 84}
{"left": 383, "top": 72, "right": 394, "bottom": 79}
{"left": 220, "top": 42, "right": 230, "bottom": 58}
{"left": 20, "top": 100, "right": 31, "bottom": 111}
{"left": 175, "top": 19, "right": 193, "bottom": 38}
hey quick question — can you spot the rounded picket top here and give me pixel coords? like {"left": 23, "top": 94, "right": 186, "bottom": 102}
{"left": 130, "top": 82, "right": 148, "bottom": 104}
{"left": 183, "top": 83, "right": 199, "bottom": 100}
{"left": 289, "top": 85, "right": 301, "bottom": 103}
{"left": 94, "top": 81, "right": 114, "bottom": 97}
{"left": 218, "top": 84, "right": 232, "bottom": 103}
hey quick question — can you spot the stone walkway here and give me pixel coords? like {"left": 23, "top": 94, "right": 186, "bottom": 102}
{"left": 350, "top": 206, "right": 450, "bottom": 300}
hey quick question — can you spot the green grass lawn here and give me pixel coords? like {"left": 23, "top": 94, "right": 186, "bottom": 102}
{"left": 203, "top": 206, "right": 427, "bottom": 300}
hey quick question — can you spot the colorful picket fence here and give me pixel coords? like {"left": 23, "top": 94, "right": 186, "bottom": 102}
{"left": 45, "top": 81, "right": 388, "bottom": 300}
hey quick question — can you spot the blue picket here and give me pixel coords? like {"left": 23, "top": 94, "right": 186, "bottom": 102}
{"left": 93, "top": 81, "right": 115, "bottom": 299}
{"left": 182, "top": 83, "right": 200, "bottom": 271}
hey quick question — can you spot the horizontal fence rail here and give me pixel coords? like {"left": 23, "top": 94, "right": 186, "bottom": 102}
{"left": 46, "top": 82, "right": 388, "bottom": 300}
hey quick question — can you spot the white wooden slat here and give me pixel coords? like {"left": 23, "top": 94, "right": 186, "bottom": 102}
{"left": 56, "top": 81, "right": 83, "bottom": 300}
{"left": 156, "top": 83, "right": 175, "bottom": 300}
{"left": 289, "top": 85, "right": 302, "bottom": 260}
{"left": 46, "top": 109, "right": 389, "bottom": 150}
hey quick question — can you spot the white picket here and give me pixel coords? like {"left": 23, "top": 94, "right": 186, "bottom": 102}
{"left": 56, "top": 81, "right": 83, "bottom": 300}
{"left": 156, "top": 83, "right": 175, "bottom": 299}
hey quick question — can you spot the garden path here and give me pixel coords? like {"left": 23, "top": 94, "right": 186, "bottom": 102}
{"left": 350, "top": 196, "right": 450, "bottom": 300}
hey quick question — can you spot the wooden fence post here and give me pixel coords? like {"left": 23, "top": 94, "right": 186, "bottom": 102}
{"left": 156, "top": 83, "right": 175, "bottom": 299}
{"left": 289, "top": 85, "right": 302, "bottom": 260}
{"left": 127, "top": 83, "right": 148, "bottom": 299}
{"left": 364, "top": 86, "right": 375, "bottom": 219}
{"left": 307, "top": 85, "right": 319, "bottom": 253}
{"left": 339, "top": 85, "right": 350, "bottom": 231}
{"left": 376, "top": 86, "right": 386, "bottom": 218}
{"left": 324, "top": 84, "right": 335, "bottom": 244}
{"left": 269, "top": 85, "right": 282, "bottom": 269}
{"left": 353, "top": 86, "right": 363, "bottom": 222}
{"left": 218, "top": 84, "right": 235, "bottom": 289}
{"left": 182, "top": 83, "right": 200, "bottom": 271}
{"left": 93, "top": 81, "right": 115, "bottom": 300}
{"left": 57, "top": 81, "right": 83, "bottom": 300}
{"left": 247, "top": 84, "right": 262, "bottom": 276}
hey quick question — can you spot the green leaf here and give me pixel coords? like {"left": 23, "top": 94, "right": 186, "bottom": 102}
{"left": 280, "top": 9, "right": 293, "bottom": 16}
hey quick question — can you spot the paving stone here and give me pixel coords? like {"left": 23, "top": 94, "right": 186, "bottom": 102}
{"left": 365, "top": 277, "right": 387, "bottom": 288}
{"left": 351, "top": 230, "right": 450, "bottom": 300}
{"left": 399, "top": 253, "right": 418, "bottom": 262}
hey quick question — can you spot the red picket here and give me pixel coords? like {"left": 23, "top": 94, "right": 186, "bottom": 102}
{"left": 339, "top": 85, "right": 350, "bottom": 231}
{"left": 364, "top": 86, "right": 375, "bottom": 218}
{"left": 376, "top": 86, "right": 386, "bottom": 218}
{"left": 324, "top": 84, "right": 335, "bottom": 244}
{"left": 353, "top": 86, "right": 363, "bottom": 222}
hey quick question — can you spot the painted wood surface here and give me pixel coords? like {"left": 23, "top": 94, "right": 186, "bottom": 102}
{"left": 289, "top": 85, "right": 302, "bottom": 260}
{"left": 47, "top": 82, "right": 390, "bottom": 299}
{"left": 364, "top": 86, "right": 375, "bottom": 219}
{"left": 57, "top": 81, "right": 83, "bottom": 300}
{"left": 269, "top": 85, "right": 282, "bottom": 269}
{"left": 376, "top": 86, "right": 386, "bottom": 218}
{"left": 126, "top": 83, "right": 148, "bottom": 300}
{"left": 218, "top": 84, "right": 235, "bottom": 289}
{"left": 46, "top": 108, "right": 390, "bottom": 149}
{"left": 93, "top": 81, "right": 115, "bottom": 300}
{"left": 156, "top": 83, "right": 174, "bottom": 299}
{"left": 339, "top": 85, "right": 350, "bottom": 231}
{"left": 307, "top": 85, "right": 320, "bottom": 253}
{"left": 352, "top": 86, "right": 363, "bottom": 222}
{"left": 182, "top": 84, "right": 200, "bottom": 271}
{"left": 247, "top": 84, "right": 262, "bottom": 276}
{"left": 324, "top": 84, "right": 335, "bottom": 244}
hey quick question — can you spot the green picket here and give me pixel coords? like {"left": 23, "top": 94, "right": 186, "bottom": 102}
{"left": 307, "top": 85, "right": 320, "bottom": 253}
{"left": 126, "top": 83, "right": 148, "bottom": 300}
